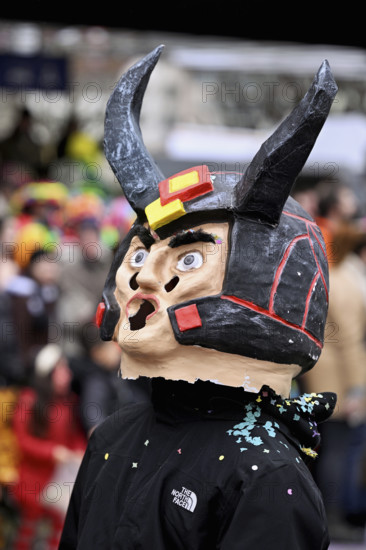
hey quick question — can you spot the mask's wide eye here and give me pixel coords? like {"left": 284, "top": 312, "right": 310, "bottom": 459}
{"left": 177, "top": 251, "right": 203, "bottom": 272}
{"left": 130, "top": 248, "right": 149, "bottom": 268}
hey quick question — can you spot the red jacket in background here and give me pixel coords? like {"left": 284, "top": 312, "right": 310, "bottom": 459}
{"left": 11, "top": 387, "right": 87, "bottom": 514}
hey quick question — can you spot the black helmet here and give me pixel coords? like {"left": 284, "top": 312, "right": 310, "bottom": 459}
{"left": 98, "top": 45, "right": 337, "bottom": 374}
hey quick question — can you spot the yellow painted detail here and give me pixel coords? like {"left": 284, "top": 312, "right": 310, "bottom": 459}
{"left": 300, "top": 446, "right": 318, "bottom": 458}
{"left": 104, "top": 453, "right": 109, "bottom": 460}
{"left": 169, "top": 170, "right": 199, "bottom": 192}
{"left": 145, "top": 198, "right": 186, "bottom": 230}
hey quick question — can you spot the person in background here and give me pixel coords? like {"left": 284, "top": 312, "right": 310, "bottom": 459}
{"left": 0, "top": 215, "right": 19, "bottom": 292}
{"left": 315, "top": 179, "right": 359, "bottom": 268}
{"left": 291, "top": 184, "right": 320, "bottom": 220}
{"left": 0, "top": 215, "right": 23, "bottom": 386}
{"left": 0, "top": 107, "right": 44, "bottom": 184}
{"left": 5, "top": 244, "right": 61, "bottom": 383}
{"left": 10, "top": 344, "right": 86, "bottom": 550}
{"left": 301, "top": 224, "right": 366, "bottom": 540}
{"left": 57, "top": 214, "right": 112, "bottom": 360}
{"left": 75, "top": 336, "right": 151, "bottom": 438}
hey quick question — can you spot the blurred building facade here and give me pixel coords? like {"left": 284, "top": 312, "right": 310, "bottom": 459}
{"left": 1, "top": 21, "right": 366, "bottom": 212}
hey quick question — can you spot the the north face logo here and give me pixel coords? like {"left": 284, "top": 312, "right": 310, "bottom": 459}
{"left": 171, "top": 486, "right": 197, "bottom": 513}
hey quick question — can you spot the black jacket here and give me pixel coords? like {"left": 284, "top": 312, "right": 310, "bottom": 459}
{"left": 59, "top": 379, "right": 336, "bottom": 549}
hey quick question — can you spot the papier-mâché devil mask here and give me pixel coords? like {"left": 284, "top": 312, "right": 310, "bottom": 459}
{"left": 97, "top": 45, "right": 337, "bottom": 396}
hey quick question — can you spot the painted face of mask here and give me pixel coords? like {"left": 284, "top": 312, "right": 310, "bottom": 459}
{"left": 113, "top": 223, "right": 231, "bottom": 379}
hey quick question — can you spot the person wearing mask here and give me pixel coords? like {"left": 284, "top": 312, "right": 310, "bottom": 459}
{"left": 59, "top": 48, "right": 339, "bottom": 549}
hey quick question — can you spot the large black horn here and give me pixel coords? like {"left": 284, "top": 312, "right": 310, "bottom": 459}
{"left": 104, "top": 45, "right": 165, "bottom": 217}
{"left": 235, "top": 60, "right": 338, "bottom": 225}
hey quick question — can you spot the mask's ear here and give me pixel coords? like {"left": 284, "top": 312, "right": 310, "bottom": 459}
{"left": 235, "top": 60, "right": 338, "bottom": 225}
{"left": 104, "top": 45, "right": 165, "bottom": 218}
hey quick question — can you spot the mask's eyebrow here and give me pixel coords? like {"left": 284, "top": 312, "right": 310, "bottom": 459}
{"left": 168, "top": 229, "right": 216, "bottom": 249}
{"left": 134, "top": 226, "right": 156, "bottom": 250}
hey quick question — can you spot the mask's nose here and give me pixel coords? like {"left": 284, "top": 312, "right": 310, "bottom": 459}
{"left": 132, "top": 250, "right": 180, "bottom": 293}
{"left": 134, "top": 252, "right": 162, "bottom": 292}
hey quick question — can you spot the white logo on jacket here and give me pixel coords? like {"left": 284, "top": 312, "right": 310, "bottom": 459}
{"left": 171, "top": 486, "right": 197, "bottom": 513}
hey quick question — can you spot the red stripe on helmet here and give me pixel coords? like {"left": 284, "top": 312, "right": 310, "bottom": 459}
{"left": 221, "top": 294, "right": 322, "bottom": 348}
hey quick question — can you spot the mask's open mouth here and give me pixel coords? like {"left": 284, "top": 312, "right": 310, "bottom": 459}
{"left": 126, "top": 294, "right": 160, "bottom": 331}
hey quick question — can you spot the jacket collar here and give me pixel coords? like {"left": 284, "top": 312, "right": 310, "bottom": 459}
{"left": 151, "top": 378, "right": 337, "bottom": 458}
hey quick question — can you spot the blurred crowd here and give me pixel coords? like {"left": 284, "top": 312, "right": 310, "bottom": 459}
{"left": 0, "top": 106, "right": 150, "bottom": 549}
{"left": 0, "top": 104, "right": 366, "bottom": 548}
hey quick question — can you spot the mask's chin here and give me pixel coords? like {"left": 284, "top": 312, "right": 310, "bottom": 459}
{"left": 117, "top": 322, "right": 300, "bottom": 398}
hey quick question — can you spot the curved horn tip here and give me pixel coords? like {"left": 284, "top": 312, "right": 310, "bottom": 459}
{"left": 153, "top": 44, "right": 165, "bottom": 56}
{"left": 315, "top": 59, "right": 338, "bottom": 96}
{"left": 132, "top": 44, "right": 165, "bottom": 71}
{"left": 112, "top": 44, "right": 165, "bottom": 95}
{"left": 141, "top": 44, "right": 165, "bottom": 65}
